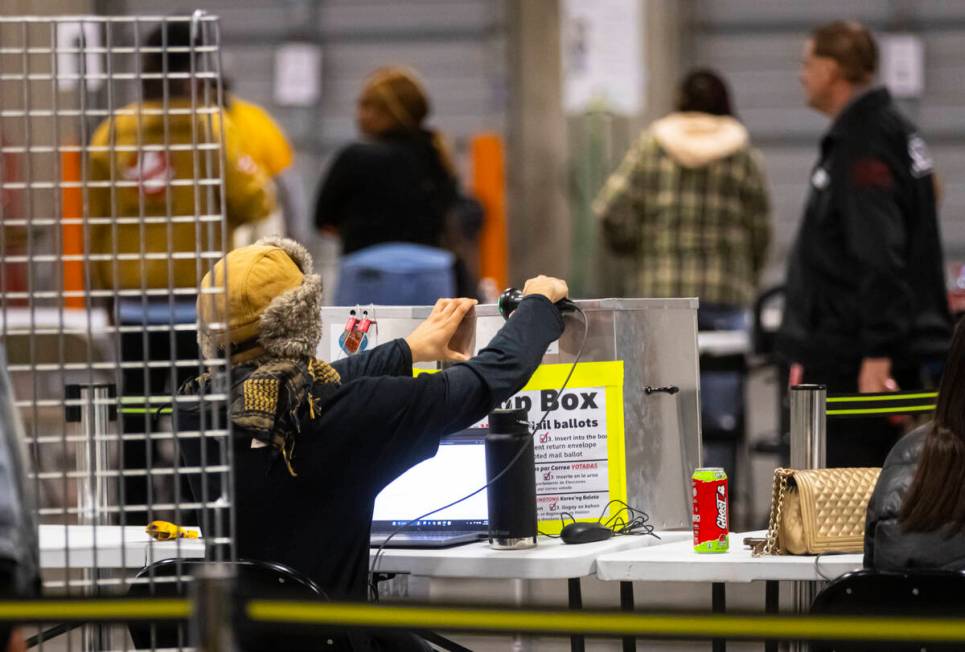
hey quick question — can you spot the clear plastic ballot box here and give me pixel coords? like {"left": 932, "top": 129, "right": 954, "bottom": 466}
{"left": 319, "top": 299, "right": 701, "bottom": 530}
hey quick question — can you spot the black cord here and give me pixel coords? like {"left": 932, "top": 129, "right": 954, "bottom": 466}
{"left": 539, "top": 511, "right": 578, "bottom": 538}
{"left": 597, "top": 499, "right": 659, "bottom": 538}
{"left": 370, "top": 306, "right": 590, "bottom": 599}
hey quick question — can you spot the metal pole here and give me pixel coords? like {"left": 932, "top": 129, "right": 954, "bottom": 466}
{"left": 789, "top": 384, "right": 826, "bottom": 470}
{"left": 192, "top": 563, "right": 237, "bottom": 652}
{"left": 77, "top": 384, "right": 115, "bottom": 527}
{"left": 76, "top": 383, "right": 116, "bottom": 650}
{"left": 788, "top": 384, "right": 827, "bottom": 652}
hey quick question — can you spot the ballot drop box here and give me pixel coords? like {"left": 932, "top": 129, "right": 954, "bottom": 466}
{"left": 319, "top": 298, "right": 701, "bottom": 531}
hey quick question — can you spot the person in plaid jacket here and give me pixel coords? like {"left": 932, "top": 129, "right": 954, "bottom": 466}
{"left": 593, "top": 69, "right": 771, "bottom": 312}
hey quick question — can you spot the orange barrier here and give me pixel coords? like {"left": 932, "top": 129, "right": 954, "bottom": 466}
{"left": 471, "top": 133, "right": 507, "bottom": 290}
{"left": 61, "top": 149, "right": 84, "bottom": 309}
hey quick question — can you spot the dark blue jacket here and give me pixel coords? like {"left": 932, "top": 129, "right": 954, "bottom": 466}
{"left": 778, "top": 88, "right": 951, "bottom": 366}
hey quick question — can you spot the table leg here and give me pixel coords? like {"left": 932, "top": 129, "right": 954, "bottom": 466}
{"left": 620, "top": 581, "right": 635, "bottom": 652}
{"left": 765, "top": 580, "right": 779, "bottom": 652}
{"left": 567, "top": 577, "right": 585, "bottom": 652}
{"left": 711, "top": 582, "right": 726, "bottom": 652}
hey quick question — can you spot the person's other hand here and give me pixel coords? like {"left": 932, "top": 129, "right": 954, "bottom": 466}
{"left": 788, "top": 362, "right": 804, "bottom": 388}
{"left": 6, "top": 628, "right": 25, "bottom": 652}
{"left": 522, "top": 275, "right": 568, "bottom": 304}
{"left": 405, "top": 298, "right": 478, "bottom": 363}
{"left": 858, "top": 357, "right": 898, "bottom": 393}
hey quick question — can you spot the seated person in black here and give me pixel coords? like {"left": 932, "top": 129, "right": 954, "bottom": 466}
{"left": 178, "top": 237, "right": 566, "bottom": 641}
{"left": 864, "top": 318, "right": 965, "bottom": 571}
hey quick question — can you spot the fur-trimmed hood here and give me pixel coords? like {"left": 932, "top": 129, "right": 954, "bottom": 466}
{"left": 651, "top": 112, "right": 749, "bottom": 168}
{"left": 197, "top": 237, "right": 322, "bottom": 362}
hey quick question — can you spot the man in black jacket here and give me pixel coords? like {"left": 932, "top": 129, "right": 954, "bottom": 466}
{"left": 778, "top": 21, "right": 952, "bottom": 467}
{"left": 180, "top": 237, "right": 567, "bottom": 649}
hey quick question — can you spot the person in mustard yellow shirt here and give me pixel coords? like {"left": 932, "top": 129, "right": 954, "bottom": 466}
{"left": 88, "top": 27, "right": 275, "bottom": 292}
{"left": 87, "top": 20, "right": 276, "bottom": 523}
{"left": 224, "top": 93, "right": 293, "bottom": 178}
{"left": 222, "top": 87, "right": 310, "bottom": 246}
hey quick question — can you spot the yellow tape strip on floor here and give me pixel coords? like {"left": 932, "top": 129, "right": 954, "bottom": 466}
{"left": 826, "top": 392, "right": 937, "bottom": 403}
{"left": 0, "top": 599, "right": 190, "bottom": 621}
{"left": 826, "top": 404, "right": 936, "bottom": 416}
{"left": 246, "top": 601, "right": 965, "bottom": 643}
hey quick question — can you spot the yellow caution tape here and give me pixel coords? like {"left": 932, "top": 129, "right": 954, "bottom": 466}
{"left": 826, "top": 404, "right": 935, "bottom": 416}
{"left": 246, "top": 600, "right": 965, "bottom": 643}
{"left": 2, "top": 597, "right": 964, "bottom": 643}
{"left": 826, "top": 392, "right": 937, "bottom": 403}
{"left": 0, "top": 599, "right": 190, "bottom": 621}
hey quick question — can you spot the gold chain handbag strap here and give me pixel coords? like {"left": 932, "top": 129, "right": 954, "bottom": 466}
{"left": 753, "top": 468, "right": 792, "bottom": 556}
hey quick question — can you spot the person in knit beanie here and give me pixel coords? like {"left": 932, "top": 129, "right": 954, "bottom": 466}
{"left": 178, "top": 238, "right": 568, "bottom": 628}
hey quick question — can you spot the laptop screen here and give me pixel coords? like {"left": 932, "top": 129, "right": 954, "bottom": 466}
{"left": 372, "top": 433, "right": 488, "bottom": 531}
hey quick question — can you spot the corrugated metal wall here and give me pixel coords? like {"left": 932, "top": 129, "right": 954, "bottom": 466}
{"left": 109, "top": 0, "right": 507, "bottom": 205}
{"left": 690, "top": 0, "right": 965, "bottom": 286}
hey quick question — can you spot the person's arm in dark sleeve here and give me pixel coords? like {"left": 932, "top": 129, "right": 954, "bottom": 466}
{"left": 835, "top": 143, "right": 913, "bottom": 359}
{"left": 313, "top": 147, "right": 354, "bottom": 232}
{"left": 326, "top": 296, "right": 564, "bottom": 487}
{"left": 330, "top": 338, "right": 412, "bottom": 382}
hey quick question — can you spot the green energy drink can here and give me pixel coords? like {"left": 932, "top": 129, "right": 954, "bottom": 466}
{"left": 692, "top": 467, "right": 729, "bottom": 553}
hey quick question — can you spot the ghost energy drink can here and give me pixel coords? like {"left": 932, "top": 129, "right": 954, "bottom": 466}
{"left": 692, "top": 467, "right": 729, "bottom": 553}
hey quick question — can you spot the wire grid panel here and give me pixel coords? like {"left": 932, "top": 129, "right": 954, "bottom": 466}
{"left": 0, "top": 12, "right": 234, "bottom": 620}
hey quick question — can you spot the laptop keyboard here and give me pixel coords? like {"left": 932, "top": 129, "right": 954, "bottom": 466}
{"left": 375, "top": 531, "right": 481, "bottom": 541}
{"left": 369, "top": 531, "right": 487, "bottom": 547}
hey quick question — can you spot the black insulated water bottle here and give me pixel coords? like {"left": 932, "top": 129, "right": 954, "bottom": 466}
{"left": 485, "top": 408, "right": 538, "bottom": 549}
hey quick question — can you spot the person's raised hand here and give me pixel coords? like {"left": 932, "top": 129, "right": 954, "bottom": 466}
{"left": 522, "top": 275, "right": 569, "bottom": 304}
{"left": 405, "top": 298, "right": 478, "bottom": 363}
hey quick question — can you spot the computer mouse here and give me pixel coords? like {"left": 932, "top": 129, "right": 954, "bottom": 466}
{"left": 560, "top": 522, "right": 613, "bottom": 545}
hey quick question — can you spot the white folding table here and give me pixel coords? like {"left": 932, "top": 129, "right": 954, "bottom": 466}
{"left": 371, "top": 531, "right": 690, "bottom": 652}
{"left": 39, "top": 524, "right": 205, "bottom": 570}
{"left": 595, "top": 530, "right": 864, "bottom": 652}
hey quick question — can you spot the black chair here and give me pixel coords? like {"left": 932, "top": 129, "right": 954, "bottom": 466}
{"left": 128, "top": 558, "right": 353, "bottom": 651}
{"left": 810, "top": 568, "right": 965, "bottom": 652}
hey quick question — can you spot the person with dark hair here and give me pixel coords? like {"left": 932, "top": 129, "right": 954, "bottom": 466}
{"left": 778, "top": 21, "right": 952, "bottom": 467}
{"left": 88, "top": 20, "right": 276, "bottom": 523}
{"left": 593, "top": 69, "right": 771, "bottom": 481}
{"left": 314, "top": 66, "right": 457, "bottom": 255}
{"left": 676, "top": 70, "right": 734, "bottom": 116}
{"left": 89, "top": 20, "right": 276, "bottom": 291}
{"left": 594, "top": 67, "right": 770, "bottom": 309}
{"left": 313, "top": 66, "right": 485, "bottom": 303}
{"left": 864, "top": 318, "right": 965, "bottom": 571}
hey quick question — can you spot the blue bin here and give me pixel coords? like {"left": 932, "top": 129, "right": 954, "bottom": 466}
{"left": 334, "top": 242, "right": 456, "bottom": 306}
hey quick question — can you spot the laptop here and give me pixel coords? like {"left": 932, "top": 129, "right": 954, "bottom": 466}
{"left": 370, "top": 432, "right": 489, "bottom": 549}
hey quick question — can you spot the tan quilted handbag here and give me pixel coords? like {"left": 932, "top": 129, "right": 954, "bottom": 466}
{"left": 753, "top": 467, "right": 880, "bottom": 555}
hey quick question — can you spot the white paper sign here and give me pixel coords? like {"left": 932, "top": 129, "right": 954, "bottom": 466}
{"left": 880, "top": 33, "right": 924, "bottom": 99}
{"left": 497, "top": 387, "right": 610, "bottom": 520}
{"left": 562, "top": 0, "right": 644, "bottom": 115}
{"left": 274, "top": 42, "right": 322, "bottom": 106}
{"left": 57, "top": 22, "right": 103, "bottom": 92}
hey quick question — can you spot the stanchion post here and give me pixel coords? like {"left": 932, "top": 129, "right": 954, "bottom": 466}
{"left": 788, "top": 384, "right": 827, "bottom": 651}
{"left": 77, "top": 384, "right": 116, "bottom": 527}
{"left": 192, "top": 563, "right": 237, "bottom": 652}
{"left": 789, "top": 384, "right": 827, "bottom": 470}
{"left": 75, "top": 384, "right": 117, "bottom": 651}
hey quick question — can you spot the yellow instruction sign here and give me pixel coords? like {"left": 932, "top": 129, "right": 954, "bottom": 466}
{"left": 493, "top": 361, "right": 626, "bottom": 534}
